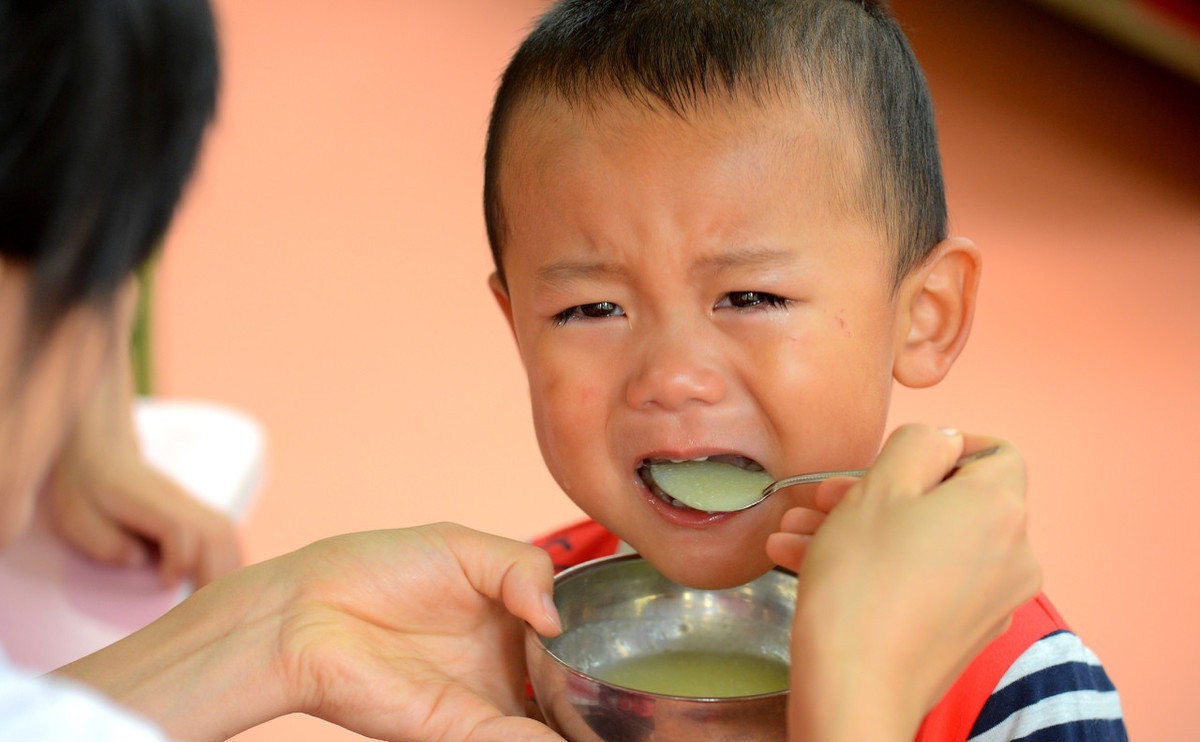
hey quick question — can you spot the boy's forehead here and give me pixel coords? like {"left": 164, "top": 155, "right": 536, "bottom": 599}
{"left": 497, "top": 91, "right": 870, "bottom": 243}
{"left": 504, "top": 90, "right": 846, "bottom": 165}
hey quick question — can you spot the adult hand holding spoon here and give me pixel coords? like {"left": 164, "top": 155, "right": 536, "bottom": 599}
{"left": 767, "top": 425, "right": 1040, "bottom": 741}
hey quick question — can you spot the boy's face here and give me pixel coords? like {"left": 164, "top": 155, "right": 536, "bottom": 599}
{"left": 492, "top": 95, "right": 924, "bottom": 588}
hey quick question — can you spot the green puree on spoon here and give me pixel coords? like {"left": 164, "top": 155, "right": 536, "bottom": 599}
{"left": 648, "top": 460, "right": 774, "bottom": 512}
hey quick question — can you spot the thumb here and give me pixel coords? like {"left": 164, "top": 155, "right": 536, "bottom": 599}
{"left": 437, "top": 524, "right": 562, "bottom": 638}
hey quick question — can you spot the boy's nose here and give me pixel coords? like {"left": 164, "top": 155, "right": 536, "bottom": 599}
{"left": 625, "top": 336, "right": 727, "bottom": 411}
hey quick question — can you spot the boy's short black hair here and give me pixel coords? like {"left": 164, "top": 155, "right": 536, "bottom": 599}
{"left": 484, "top": 0, "right": 946, "bottom": 290}
{"left": 0, "top": 0, "right": 219, "bottom": 349}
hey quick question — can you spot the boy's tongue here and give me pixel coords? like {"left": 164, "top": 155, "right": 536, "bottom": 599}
{"left": 642, "top": 457, "right": 772, "bottom": 512}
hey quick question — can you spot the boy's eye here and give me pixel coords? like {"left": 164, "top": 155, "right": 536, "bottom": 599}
{"left": 716, "top": 291, "right": 791, "bottom": 310}
{"left": 554, "top": 301, "right": 626, "bottom": 325}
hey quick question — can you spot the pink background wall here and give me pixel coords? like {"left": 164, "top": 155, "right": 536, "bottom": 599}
{"left": 154, "top": 1, "right": 1199, "bottom": 739}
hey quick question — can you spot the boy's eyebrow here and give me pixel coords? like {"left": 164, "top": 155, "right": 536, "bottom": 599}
{"left": 535, "top": 259, "right": 630, "bottom": 288}
{"left": 692, "top": 245, "right": 797, "bottom": 275}
{"left": 535, "top": 247, "right": 798, "bottom": 288}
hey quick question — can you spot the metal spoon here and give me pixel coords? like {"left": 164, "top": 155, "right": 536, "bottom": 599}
{"left": 729, "top": 445, "right": 1001, "bottom": 513}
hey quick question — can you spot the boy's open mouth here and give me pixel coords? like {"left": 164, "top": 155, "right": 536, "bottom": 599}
{"left": 637, "top": 454, "right": 768, "bottom": 512}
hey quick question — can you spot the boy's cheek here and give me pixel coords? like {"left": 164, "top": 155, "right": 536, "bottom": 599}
{"left": 529, "top": 386, "right": 602, "bottom": 462}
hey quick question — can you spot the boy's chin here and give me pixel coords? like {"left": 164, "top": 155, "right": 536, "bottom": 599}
{"left": 639, "top": 546, "right": 777, "bottom": 590}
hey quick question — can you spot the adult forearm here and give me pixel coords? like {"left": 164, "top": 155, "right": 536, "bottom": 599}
{"left": 52, "top": 525, "right": 568, "bottom": 741}
{"left": 54, "top": 561, "right": 292, "bottom": 741}
{"left": 788, "top": 664, "right": 920, "bottom": 742}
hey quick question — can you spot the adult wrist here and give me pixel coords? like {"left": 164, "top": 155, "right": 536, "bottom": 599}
{"left": 788, "top": 599, "right": 923, "bottom": 741}
{"left": 55, "top": 559, "right": 294, "bottom": 741}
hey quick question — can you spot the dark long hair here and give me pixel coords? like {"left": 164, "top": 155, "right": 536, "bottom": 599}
{"left": 0, "top": 0, "right": 219, "bottom": 353}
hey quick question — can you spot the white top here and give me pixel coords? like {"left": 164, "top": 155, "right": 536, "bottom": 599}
{"left": 0, "top": 646, "right": 169, "bottom": 741}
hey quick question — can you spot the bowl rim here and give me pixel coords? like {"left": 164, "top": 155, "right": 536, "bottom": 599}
{"left": 553, "top": 552, "right": 798, "bottom": 585}
{"left": 527, "top": 553, "right": 795, "bottom": 703}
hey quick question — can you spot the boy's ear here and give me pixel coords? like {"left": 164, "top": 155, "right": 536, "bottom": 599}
{"left": 488, "top": 272, "right": 517, "bottom": 337}
{"left": 893, "top": 237, "right": 981, "bottom": 389}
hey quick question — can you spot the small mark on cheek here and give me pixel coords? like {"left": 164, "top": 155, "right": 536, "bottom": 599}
{"left": 835, "top": 309, "right": 851, "bottom": 336}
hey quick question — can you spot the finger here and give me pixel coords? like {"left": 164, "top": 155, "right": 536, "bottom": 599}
{"left": 812, "top": 477, "right": 856, "bottom": 513}
{"left": 194, "top": 518, "right": 244, "bottom": 588}
{"left": 858, "top": 424, "right": 965, "bottom": 502}
{"left": 465, "top": 715, "right": 567, "bottom": 742}
{"left": 127, "top": 494, "right": 194, "bottom": 589}
{"left": 765, "top": 532, "right": 809, "bottom": 571}
{"left": 778, "top": 507, "right": 825, "bottom": 535}
{"left": 107, "top": 480, "right": 198, "bottom": 588}
{"left": 155, "top": 518, "right": 197, "bottom": 589}
{"left": 437, "top": 524, "right": 562, "bottom": 637}
{"left": 98, "top": 471, "right": 222, "bottom": 588}
{"left": 48, "top": 486, "right": 149, "bottom": 567}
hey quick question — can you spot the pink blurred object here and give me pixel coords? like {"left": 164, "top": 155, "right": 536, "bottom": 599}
{"left": 0, "top": 399, "right": 264, "bottom": 672}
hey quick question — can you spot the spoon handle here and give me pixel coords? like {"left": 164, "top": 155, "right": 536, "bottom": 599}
{"left": 761, "top": 445, "right": 1000, "bottom": 499}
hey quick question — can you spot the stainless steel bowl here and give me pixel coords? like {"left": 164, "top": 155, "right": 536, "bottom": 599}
{"left": 525, "top": 554, "right": 796, "bottom": 742}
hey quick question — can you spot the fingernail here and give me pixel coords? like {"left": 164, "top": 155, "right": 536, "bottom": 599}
{"left": 542, "top": 593, "right": 563, "bottom": 634}
{"left": 937, "top": 427, "right": 959, "bottom": 436}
